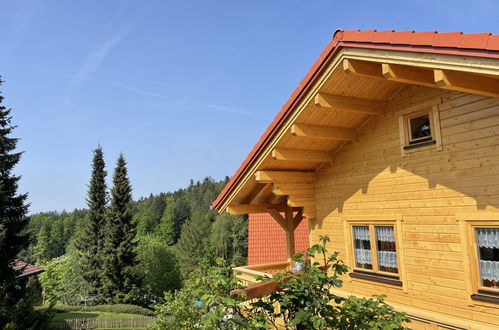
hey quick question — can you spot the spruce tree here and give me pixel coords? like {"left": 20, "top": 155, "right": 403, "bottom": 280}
{"left": 0, "top": 77, "right": 31, "bottom": 328}
{"left": 75, "top": 146, "right": 107, "bottom": 296}
{"left": 102, "top": 153, "right": 138, "bottom": 303}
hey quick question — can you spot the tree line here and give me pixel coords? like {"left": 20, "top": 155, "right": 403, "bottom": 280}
{"left": 21, "top": 155, "right": 247, "bottom": 306}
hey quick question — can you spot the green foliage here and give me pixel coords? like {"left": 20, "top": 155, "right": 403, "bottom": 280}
{"left": 24, "top": 175, "right": 245, "bottom": 307}
{"left": 175, "top": 209, "right": 214, "bottom": 277}
{"left": 0, "top": 77, "right": 43, "bottom": 329}
{"left": 101, "top": 154, "right": 139, "bottom": 303}
{"left": 74, "top": 146, "right": 108, "bottom": 296}
{"left": 210, "top": 213, "right": 248, "bottom": 266}
{"left": 38, "top": 255, "right": 81, "bottom": 305}
{"left": 51, "top": 304, "right": 154, "bottom": 316}
{"left": 136, "top": 235, "right": 182, "bottom": 302}
{"left": 246, "top": 236, "right": 410, "bottom": 329}
{"left": 154, "top": 236, "right": 410, "bottom": 329}
{"left": 151, "top": 259, "right": 252, "bottom": 329}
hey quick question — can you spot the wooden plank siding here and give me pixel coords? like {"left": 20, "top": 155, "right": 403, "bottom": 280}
{"left": 311, "top": 86, "right": 499, "bottom": 328}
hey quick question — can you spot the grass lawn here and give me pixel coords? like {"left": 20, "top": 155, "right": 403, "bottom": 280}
{"left": 51, "top": 311, "right": 145, "bottom": 320}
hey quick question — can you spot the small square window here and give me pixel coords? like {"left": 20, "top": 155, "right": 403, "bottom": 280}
{"left": 476, "top": 228, "right": 499, "bottom": 290}
{"left": 408, "top": 113, "right": 432, "bottom": 144}
{"left": 399, "top": 106, "right": 442, "bottom": 155}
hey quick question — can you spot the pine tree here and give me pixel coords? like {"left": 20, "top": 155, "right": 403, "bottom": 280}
{"left": 176, "top": 210, "right": 213, "bottom": 277}
{"left": 102, "top": 153, "right": 138, "bottom": 303}
{"left": 0, "top": 77, "right": 31, "bottom": 328}
{"left": 75, "top": 146, "right": 107, "bottom": 296}
{"left": 34, "top": 222, "right": 51, "bottom": 263}
{"left": 158, "top": 195, "right": 175, "bottom": 244}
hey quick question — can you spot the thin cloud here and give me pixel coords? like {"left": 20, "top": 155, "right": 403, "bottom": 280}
{"left": 63, "top": 22, "right": 133, "bottom": 107}
{"left": 45, "top": 69, "right": 256, "bottom": 117}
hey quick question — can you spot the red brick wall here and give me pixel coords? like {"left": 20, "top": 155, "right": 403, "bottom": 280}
{"left": 247, "top": 213, "right": 310, "bottom": 265}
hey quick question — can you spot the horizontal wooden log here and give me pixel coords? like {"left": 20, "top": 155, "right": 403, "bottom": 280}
{"left": 291, "top": 123, "right": 356, "bottom": 141}
{"left": 314, "top": 92, "right": 383, "bottom": 115}
{"left": 255, "top": 171, "right": 315, "bottom": 184}
{"left": 272, "top": 148, "right": 335, "bottom": 163}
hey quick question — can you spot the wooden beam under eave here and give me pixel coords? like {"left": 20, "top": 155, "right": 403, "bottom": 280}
{"left": 314, "top": 92, "right": 383, "bottom": 115}
{"left": 343, "top": 58, "right": 384, "bottom": 78}
{"left": 255, "top": 171, "right": 315, "bottom": 184}
{"left": 434, "top": 69, "right": 499, "bottom": 98}
{"left": 382, "top": 63, "right": 435, "bottom": 88}
{"left": 272, "top": 148, "right": 335, "bottom": 163}
{"left": 227, "top": 203, "right": 288, "bottom": 214}
{"left": 243, "top": 183, "right": 272, "bottom": 204}
{"left": 291, "top": 123, "right": 355, "bottom": 141}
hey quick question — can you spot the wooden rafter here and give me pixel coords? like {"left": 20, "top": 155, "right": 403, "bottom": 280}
{"left": 314, "top": 92, "right": 383, "bottom": 115}
{"left": 227, "top": 203, "right": 289, "bottom": 214}
{"left": 291, "top": 123, "right": 355, "bottom": 141}
{"left": 266, "top": 193, "right": 286, "bottom": 204}
{"left": 434, "top": 69, "right": 499, "bottom": 98}
{"left": 255, "top": 171, "right": 315, "bottom": 184}
{"left": 272, "top": 148, "right": 334, "bottom": 163}
{"left": 273, "top": 183, "right": 314, "bottom": 196}
{"left": 382, "top": 63, "right": 435, "bottom": 88}
{"left": 243, "top": 183, "right": 272, "bottom": 204}
{"left": 343, "top": 58, "right": 383, "bottom": 78}
{"left": 343, "top": 58, "right": 499, "bottom": 98}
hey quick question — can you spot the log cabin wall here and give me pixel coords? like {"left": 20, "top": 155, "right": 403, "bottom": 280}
{"left": 312, "top": 85, "right": 499, "bottom": 328}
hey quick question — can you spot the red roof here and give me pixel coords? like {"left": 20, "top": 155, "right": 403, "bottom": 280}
{"left": 213, "top": 29, "right": 499, "bottom": 210}
{"left": 248, "top": 213, "right": 309, "bottom": 265}
{"left": 13, "top": 261, "right": 44, "bottom": 279}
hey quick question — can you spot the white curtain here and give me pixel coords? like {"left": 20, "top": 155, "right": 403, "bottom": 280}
{"left": 477, "top": 228, "right": 499, "bottom": 282}
{"left": 376, "top": 227, "right": 398, "bottom": 269}
{"left": 354, "top": 226, "right": 370, "bottom": 241}
{"left": 355, "top": 248, "right": 372, "bottom": 265}
{"left": 377, "top": 251, "right": 398, "bottom": 268}
{"left": 477, "top": 228, "right": 499, "bottom": 249}
{"left": 376, "top": 226, "right": 395, "bottom": 243}
{"left": 353, "top": 226, "right": 372, "bottom": 265}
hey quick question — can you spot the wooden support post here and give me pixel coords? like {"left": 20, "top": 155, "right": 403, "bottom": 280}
{"left": 284, "top": 208, "right": 295, "bottom": 259}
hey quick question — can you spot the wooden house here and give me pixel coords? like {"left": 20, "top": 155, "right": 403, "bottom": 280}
{"left": 214, "top": 29, "right": 499, "bottom": 329}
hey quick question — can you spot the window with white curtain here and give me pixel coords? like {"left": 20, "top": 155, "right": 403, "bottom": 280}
{"left": 353, "top": 226, "right": 372, "bottom": 270}
{"left": 476, "top": 228, "right": 499, "bottom": 290}
{"left": 376, "top": 226, "right": 398, "bottom": 274}
{"left": 352, "top": 225, "right": 398, "bottom": 275}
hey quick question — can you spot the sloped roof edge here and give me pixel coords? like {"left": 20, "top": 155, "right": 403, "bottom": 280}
{"left": 213, "top": 29, "right": 499, "bottom": 211}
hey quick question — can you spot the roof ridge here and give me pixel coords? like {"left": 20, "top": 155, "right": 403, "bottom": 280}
{"left": 335, "top": 28, "right": 498, "bottom": 51}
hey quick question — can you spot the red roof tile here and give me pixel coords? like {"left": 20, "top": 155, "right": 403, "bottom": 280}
{"left": 248, "top": 213, "right": 309, "bottom": 265}
{"left": 213, "top": 29, "right": 499, "bottom": 211}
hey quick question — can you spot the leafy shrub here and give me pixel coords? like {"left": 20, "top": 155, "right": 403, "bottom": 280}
{"left": 52, "top": 304, "right": 154, "bottom": 316}
{"left": 153, "top": 236, "right": 410, "bottom": 329}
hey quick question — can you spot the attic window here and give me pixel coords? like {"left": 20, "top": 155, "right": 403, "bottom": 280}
{"left": 399, "top": 106, "right": 442, "bottom": 156}
{"left": 408, "top": 113, "right": 432, "bottom": 144}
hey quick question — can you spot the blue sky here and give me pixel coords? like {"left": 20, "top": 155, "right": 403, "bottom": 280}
{"left": 1, "top": 1, "right": 498, "bottom": 213}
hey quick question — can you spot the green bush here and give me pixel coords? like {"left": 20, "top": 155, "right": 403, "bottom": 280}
{"left": 52, "top": 304, "right": 154, "bottom": 316}
{"left": 153, "top": 236, "right": 410, "bottom": 329}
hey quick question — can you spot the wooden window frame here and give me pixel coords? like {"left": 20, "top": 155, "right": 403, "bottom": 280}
{"left": 457, "top": 213, "right": 499, "bottom": 306}
{"left": 398, "top": 104, "right": 442, "bottom": 157}
{"left": 343, "top": 216, "right": 407, "bottom": 291}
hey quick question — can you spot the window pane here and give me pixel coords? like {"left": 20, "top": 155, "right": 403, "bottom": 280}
{"left": 476, "top": 228, "right": 499, "bottom": 289}
{"left": 376, "top": 226, "right": 398, "bottom": 274}
{"left": 409, "top": 114, "right": 431, "bottom": 140}
{"left": 353, "top": 226, "right": 372, "bottom": 270}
